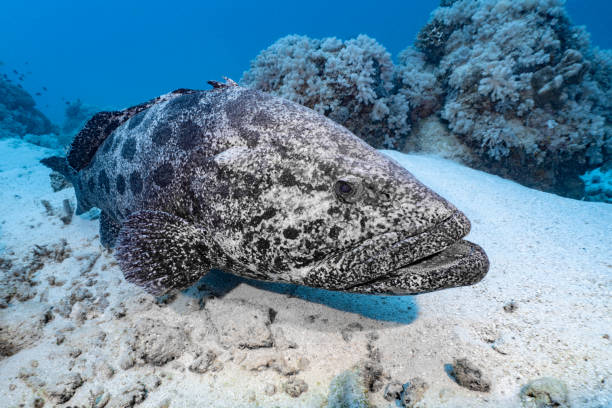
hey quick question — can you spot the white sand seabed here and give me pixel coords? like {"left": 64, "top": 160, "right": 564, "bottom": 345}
{"left": 0, "top": 137, "right": 610, "bottom": 407}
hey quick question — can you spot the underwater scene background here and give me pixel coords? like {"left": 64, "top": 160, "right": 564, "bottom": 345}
{"left": 0, "top": 0, "right": 611, "bottom": 407}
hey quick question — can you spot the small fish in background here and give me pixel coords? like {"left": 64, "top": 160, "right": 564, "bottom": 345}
{"left": 42, "top": 79, "right": 489, "bottom": 298}
{"left": 42, "top": 86, "right": 48, "bottom": 91}
{"left": 12, "top": 69, "right": 18, "bottom": 75}
{"left": 35, "top": 92, "right": 42, "bottom": 96}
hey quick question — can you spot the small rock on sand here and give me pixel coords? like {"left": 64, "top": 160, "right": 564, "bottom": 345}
{"left": 503, "top": 300, "right": 518, "bottom": 313}
{"left": 44, "top": 372, "right": 84, "bottom": 404}
{"left": 450, "top": 358, "right": 491, "bottom": 392}
{"left": 401, "top": 377, "right": 429, "bottom": 408}
{"left": 188, "top": 350, "right": 217, "bottom": 374}
{"left": 107, "top": 382, "right": 147, "bottom": 408}
{"left": 359, "top": 360, "right": 387, "bottom": 392}
{"left": 383, "top": 381, "right": 403, "bottom": 401}
{"left": 283, "top": 378, "right": 308, "bottom": 398}
{"left": 129, "top": 318, "right": 189, "bottom": 366}
{"left": 49, "top": 171, "right": 72, "bottom": 192}
{"left": 31, "top": 396, "right": 45, "bottom": 408}
{"left": 89, "top": 387, "right": 111, "bottom": 408}
{"left": 519, "top": 377, "right": 570, "bottom": 408}
{"left": 60, "top": 199, "right": 73, "bottom": 224}
{"left": 98, "top": 361, "right": 115, "bottom": 379}
{"left": 341, "top": 322, "right": 364, "bottom": 342}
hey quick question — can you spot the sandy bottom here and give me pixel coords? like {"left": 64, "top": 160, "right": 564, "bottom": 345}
{"left": 0, "top": 138, "right": 610, "bottom": 407}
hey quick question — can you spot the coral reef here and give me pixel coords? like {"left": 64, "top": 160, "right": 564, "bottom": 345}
{"left": 395, "top": 47, "right": 443, "bottom": 124}
{"left": 0, "top": 78, "right": 57, "bottom": 138}
{"left": 241, "top": 34, "right": 409, "bottom": 148}
{"left": 0, "top": 76, "right": 97, "bottom": 149}
{"left": 580, "top": 165, "right": 612, "bottom": 203}
{"left": 412, "top": 0, "right": 612, "bottom": 198}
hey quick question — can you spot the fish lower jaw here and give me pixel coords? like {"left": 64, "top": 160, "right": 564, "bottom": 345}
{"left": 341, "top": 210, "right": 471, "bottom": 286}
{"left": 345, "top": 239, "right": 489, "bottom": 295}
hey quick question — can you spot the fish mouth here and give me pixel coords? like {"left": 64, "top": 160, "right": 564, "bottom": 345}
{"left": 343, "top": 239, "right": 489, "bottom": 295}
{"left": 305, "top": 210, "right": 488, "bottom": 294}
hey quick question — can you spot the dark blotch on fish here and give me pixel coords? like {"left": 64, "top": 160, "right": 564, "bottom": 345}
{"left": 121, "top": 138, "right": 137, "bottom": 161}
{"left": 153, "top": 163, "right": 174, "bottom": 187}
{"left": 129, "top": 172, "right": 142, "bottom": 194}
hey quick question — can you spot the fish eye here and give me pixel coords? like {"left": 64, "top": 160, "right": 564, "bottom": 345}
{"left": 334, "top": 176, "right": 363, "bottom": 203}
{"left": 337, "top": 181, "right": 352, "bottom": 194}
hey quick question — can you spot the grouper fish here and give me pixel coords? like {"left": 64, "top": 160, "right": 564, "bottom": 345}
{"left": 42, "top": 79, "right": 489, "bottom": 296}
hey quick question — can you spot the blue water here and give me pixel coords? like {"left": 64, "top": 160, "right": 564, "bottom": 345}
{"left": 2, "top": 0, "right": 610, "bottom": 124}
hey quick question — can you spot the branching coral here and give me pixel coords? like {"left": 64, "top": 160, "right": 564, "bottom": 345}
{"left": 395, "top": 47, "right": 443, "bottom": 123}
{"left": 241, "top": 35, "right": 410, "bottom": 148}
{"left": 411, "top": 0, "right": 612, "bottom": 198}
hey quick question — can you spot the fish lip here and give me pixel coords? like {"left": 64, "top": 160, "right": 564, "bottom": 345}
{"left": 305, "top": 210, "right": 472, "bottom": 290}
{"left": 344, "top": 239, "right": 489, "bottom": 294}
{"left": 347, "top": 210, "right": 471, "bottom": 282}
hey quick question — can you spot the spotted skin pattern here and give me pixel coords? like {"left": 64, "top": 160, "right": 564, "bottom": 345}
{"left": 65, "top": 81, "right": 489, "bottom": 296}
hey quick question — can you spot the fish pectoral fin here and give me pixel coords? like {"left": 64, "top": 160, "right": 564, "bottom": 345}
{"left": 115, "top": 210, "right": 213, "bottom": 296}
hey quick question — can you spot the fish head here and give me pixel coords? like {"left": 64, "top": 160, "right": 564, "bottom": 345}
{"left": 199, "top": 89, "right": 488, "bottom": 294}
{"left": 297, "top": 146, "right": 490, "bottom": 295}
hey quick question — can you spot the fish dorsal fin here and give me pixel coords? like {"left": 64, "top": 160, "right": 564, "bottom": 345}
{"left": 116, "top": 210, "right": 215, "bottom": 296}
{"left": 67, "top": 110, "right": 123, "bottom": 170}
{"left": 67, "top": 89, "right": 199, "bottom": 171}
{"left": 207, "top": 77, "right": 238, "bottom": 89}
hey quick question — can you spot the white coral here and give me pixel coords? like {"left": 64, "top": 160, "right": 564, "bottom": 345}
{"left": 242, "top": 34, "right": 407, "bottom": 148}
{"left": 417, "top": 0, "right": 611, "bottom": 172}
{"left": 477, "top": 59, "right": 520, "bottom": 103}
{"left": 396, "top": 47, "right": 442, "bottom": 110}
{"left": 580, "top": 166, "right": 612, "bottom": 203}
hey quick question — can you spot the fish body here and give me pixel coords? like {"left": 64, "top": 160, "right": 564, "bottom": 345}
{"left": 43, "top": 80, "right": 489, "bottom": 296}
